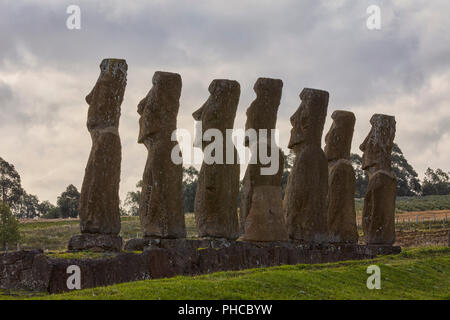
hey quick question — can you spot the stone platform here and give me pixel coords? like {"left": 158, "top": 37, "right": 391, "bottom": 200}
{"left": 68, "top": 234, "right": 123, "bottom": 252}
{"left": 1, "top": 239, "right": 401, "bottom": 294}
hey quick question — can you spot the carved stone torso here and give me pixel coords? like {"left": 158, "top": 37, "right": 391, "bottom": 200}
{"left": 327, "top": 159, "right": 358, "bottom": 243}
{"left": 362, "top": 170, "right": 396, "bottom": 245}
{"left": 360, "top": 114, "right": 397, "bottom": 245}
{"left": 139, "top": 139, "right": 185, "bottom": 238}
{"left": 284, "top": 145, "right": 328, "bottom": 243}
{"left": 195, "top": 160, "right": 240, "bottom": 239}
{"left": 137, "top": 71, "right": 185, "bottom": 239}
{"left": 193, "top": 79, "right": 240, "bottom": 240}
{"left": 79, "top": 129, "right": 122, "bottom": 235}
{"left": 238, "top": 77, "right": 287, "bottom": 241}
{"left": 79, "top": 59, "right": 127, "bottom": 236}
{"left": 324, "top": 110, "right": 358, "bottom": 244}
{"left": 240, "top": 147, "right": 287, "bottom": 242}
{"left": 283, "top": 88, "right": 329, "bottom": 244}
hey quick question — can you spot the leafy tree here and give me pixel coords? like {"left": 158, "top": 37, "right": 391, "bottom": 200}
{"left": 0, "top": 157, "right": 55, "bottom": 219}
{"left": 422, "top": 168, "right": 450, "bottom": 196}
{"left": 0, "top": 157, "right": 23, "bottom": 213}
{"left": 16, "top": 191, "right": 40, "bottom": 219}
{"left": 124, "top": 167, "right": 200, "bottom": 215}
{"left": 42, "top": 207, "right": 62, "bottom": 219}
{"left": 119, "top": 200, "right": 128, "bottom": 217}
{"left": 392, "top": 144, "right": 421, "bottom": 196}
{"left": 183, "top": 166, "right": 198, "bottom": 213}
{"left": 57, "top": 184, "right": 80, "bottom": 218}
{"left": 0, "top": 201, "right": 20, "bottom": 250}
{"left": 281, "top": 151, "right": 294, "bottom": 197}
{"left": 37, "top": 200, "right": 56, "bottom": 217}
{"left": 124, "top": 180, "right": 142, "bottom": 216}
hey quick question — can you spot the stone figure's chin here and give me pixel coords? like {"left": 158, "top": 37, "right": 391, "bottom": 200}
{"left": 288, "top": 137, "right": 301, "bottom": 149}
{"left": 138, "top": 130, "right": 156, "bottom": 144}
{"left": 362, "top": 162, "right": 375, "bottom": 171}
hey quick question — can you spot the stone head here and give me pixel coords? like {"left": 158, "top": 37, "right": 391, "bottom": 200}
{"left": 360, "top": 114, "right": 396, "bottom": 172}
{"left": 137, "top": 71, "right": 182, "bottom": 144}
{"left": 288, "top": 88, "right": 329, "bottom": 151}
{"left": 244, "top": 78, "right": 283, "bottom": 146}
{"left": 85, "top": 59, "right": 128, "bottom": 131}
{"left": 192, "top": 79, "right": 240, "bottom": 148}
{"left": 324, "top": 110, "right": 355, "bottom": 161}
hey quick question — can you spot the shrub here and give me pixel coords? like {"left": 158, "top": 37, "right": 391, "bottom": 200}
{"left": 0, "top": 201, "right": 20, "bottom": 250}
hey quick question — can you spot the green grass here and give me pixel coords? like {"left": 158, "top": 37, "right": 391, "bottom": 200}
{"left": 395, "top": 194, "right": 450, "bottom": 212}
{"left": 15, "top": 214, "right": 197, "bottom": 251}
{"left": 3, "top": 246, "right": 443, "bottom": 300}
{"left": 46, "top": 251, "right": 120, "bottom": 260}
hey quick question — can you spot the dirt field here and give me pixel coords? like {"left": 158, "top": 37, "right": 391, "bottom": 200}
{"left": 396, "top": 210, "right": 449, "bottom": 220}
{"left": 21, "top": 210, "right": 450, "bottom": 224}
{"left": 395, "top": 229, "right": 450, "bottom": 247}
{"left": 356, "top": 210, "right": 449, "bottom": 224}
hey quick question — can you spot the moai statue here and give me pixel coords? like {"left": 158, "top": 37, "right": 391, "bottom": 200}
{"left": 192, "top": 79, "right": 240, "bottom": 239}
{"left": 283, "top": 88, "right": 329, "bottom": 243}
{"left": 239, "top": 78, "right": 288, "bottom": 242}
{"left": 360, "top": 114, "right": 397, "bottom": 245}
{"left": 324, "top": 110, "right": 358, "bottom": 244}
{"left": 68, "top": 58, "right": 127, "bottom": 252}
{"left": 137, "top": 71, "right": 186, "bottom": 239}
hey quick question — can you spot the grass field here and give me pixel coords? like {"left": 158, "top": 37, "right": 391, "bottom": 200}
{"left": 1, "top": 246, "right": 447, "bottom": 300}
{"left": 355, "top": 194, "right": 450, "bottom": 215}
{"left": 13, "top": 194, "right": 449, "bottom": 251}
{"left": 16, "top": 215, "right": 197, "bottom": 251}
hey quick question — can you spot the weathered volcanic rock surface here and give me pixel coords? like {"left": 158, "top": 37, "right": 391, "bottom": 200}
{"left": 240, "top": 186, "right": 288, "bottom": 242}
{"left": 78, "top": 58, "right": 128, "bottom": 236}
{"left": 360, "top": 114, "right": 397, "bottom": 245}
{"left": 1, "top": 242, "right": 401, "bottom": 294}
{"left": 284, "top": 88, "right": 329, "bottom": 243}
{"left": 239, "top": 78, "right": 288, "bottom": 242}
{"left": 192, "top": 79, "right": 241, "bottom": 240}
{"left": 68, "top": 234, "right": 123, "bottom": 252}
{"left": 69, "top": 58, "right": 127, "bottom": 252}
{"left": 325, "top": 110, "right": 358, "bottom": 244}
{"left": 137, "top": 71, "right": 186, "bottom": 238}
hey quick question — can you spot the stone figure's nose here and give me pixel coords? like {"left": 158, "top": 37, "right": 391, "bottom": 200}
{"left": 85, "top": 91, "right": 93, "bottom": 105}
{"left": 359, "top": 136, "right": 368, "bottom": 152}
{"left": 290, "top": 110, "right": 298, "bottom": 127}
{"left": 192, "top": 106, "right": 203, "bottom": 121}
{"left": 137, "top": 99, "right": 145, "bottom": 116}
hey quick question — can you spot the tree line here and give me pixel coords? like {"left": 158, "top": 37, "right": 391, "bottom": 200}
{"left": 351, "top": 144, "right": 449, "bottom": 198}
{"left": 0, "top": 157, "right": 80, "bottom": 219}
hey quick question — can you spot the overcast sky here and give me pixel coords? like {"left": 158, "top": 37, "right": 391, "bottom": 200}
{"left": 1, "top": 0, "right": 449, "bottom": 204}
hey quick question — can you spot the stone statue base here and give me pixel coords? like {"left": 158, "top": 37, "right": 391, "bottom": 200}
{"left": 68, "top": 234, "right": 123, "bottom": 252}
{"left": 1, "top": 243, "right": 401, "bottom": 294}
